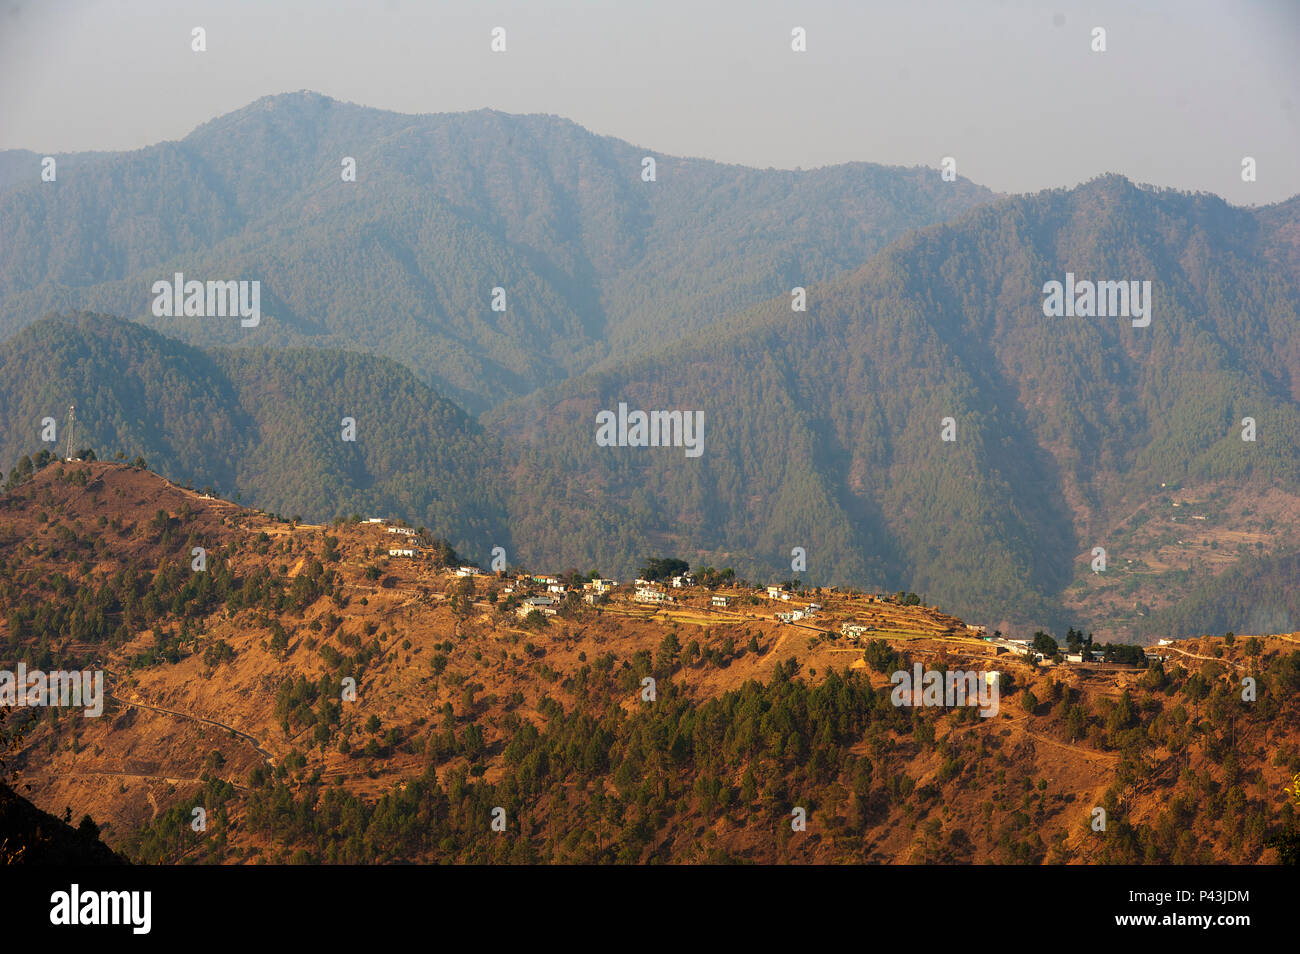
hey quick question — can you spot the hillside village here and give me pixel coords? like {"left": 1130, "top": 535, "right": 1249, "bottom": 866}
{"left": 361, "top": 513, "right": 1151, "bottom": 674}
{"left": 2, "top": 459, "right": 1297, "bottom": 866}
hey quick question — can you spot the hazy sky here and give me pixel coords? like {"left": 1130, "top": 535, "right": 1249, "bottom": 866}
{"left": 1, "top": 0, "right": 1297, "bottom": 204}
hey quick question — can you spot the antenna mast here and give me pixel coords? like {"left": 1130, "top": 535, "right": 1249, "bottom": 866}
{"left": 64, "top": 404, "right": 76, "bottom": 460}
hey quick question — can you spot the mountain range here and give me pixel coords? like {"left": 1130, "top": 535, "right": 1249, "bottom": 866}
{"left": 0, "top": 90, "right": 992, "bottom": 414}
{"left": 3, "top": 92, "right": 1300, "bottom": 641}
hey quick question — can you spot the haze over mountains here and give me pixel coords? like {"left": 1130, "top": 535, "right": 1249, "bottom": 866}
{"left": 3, "top": 92, "right": 1300, "bottom": 641}
{"left": 0, "top": 90, "right": 992, "bottom": 413}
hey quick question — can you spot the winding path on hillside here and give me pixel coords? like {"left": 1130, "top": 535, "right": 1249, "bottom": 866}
{"left": 990, "top": 713, "right": 1120, "bottom": 860}
{"left": 1160, "top": 645, "right": 1247, "bottom": 672}
{"left": 29, "top": 768, "right": 211, "bottom": 787}
{"left": 994, "top": 712, "right": 1120, "bottom": 763}
{"left": 108, "top": 693, "right": 276, "bottom": 768}
{"left": 761, "top": 629, "right": 793, "bottom": 663}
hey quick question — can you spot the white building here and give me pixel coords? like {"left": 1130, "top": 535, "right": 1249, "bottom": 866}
{"left": 711, "top": 595, "right": 730, "bottom": 607}
{"left": 388, "top": 547, "right": 415, "bottom": 558}
{"left": 997, "top": 639, "right": 1032, "bottom": 656}
{"left": 516, "top": 596, "right": 557, "bottom": 618}
{"left": 455, "top": 566, "right": 482, "bottom": 577}
{"left": 635, "top": 586, "right": 669, "bottom": 604}
{"left": 387, "top": 526, "right": 417, "bottom": 536}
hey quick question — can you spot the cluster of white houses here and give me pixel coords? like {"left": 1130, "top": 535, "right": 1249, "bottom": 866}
{"left": 634, "top": 582, "right": 672, "bottom": 604}
{"left": 775, "top": 602, "right": 822, "bottom": 624}
{"left": 985, "top": 635, "right": 1097, "bottom": 665}
{"left": 515, "top": 576, "right": 734, "bottom": 609}
{"left": 367, "top": 519, "right": 809, "bottom": 619}
{"left": 374, "top": 527, "right": 864, "bottom": 632}
{"left": 514, "top": 577, "right": 620, "bottom": 617}
{"left": 362, "top": 518, "right": 442, "bottom": 560}
{"left": 766, "top": 584, "right": 826, "bottom": 626}
{"left": 367, "top": 520, "right": 1133, "bottom": 665}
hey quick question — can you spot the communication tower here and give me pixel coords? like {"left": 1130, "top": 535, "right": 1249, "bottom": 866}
{"left": 64, "top": 404, "right": 76, "bottom": 461}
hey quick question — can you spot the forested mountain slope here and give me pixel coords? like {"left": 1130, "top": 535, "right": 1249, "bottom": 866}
{"left": 0, "top": 91, "right": 993, "bottom": 412}
{"left": 5, "top": 172, "right": 1299, "bottom": 639}
{"left": 0, "top": 314, "right": 508, "bottom": 556}
{"left": 491, "top": 175, "right": 1300, "bottom": 637}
